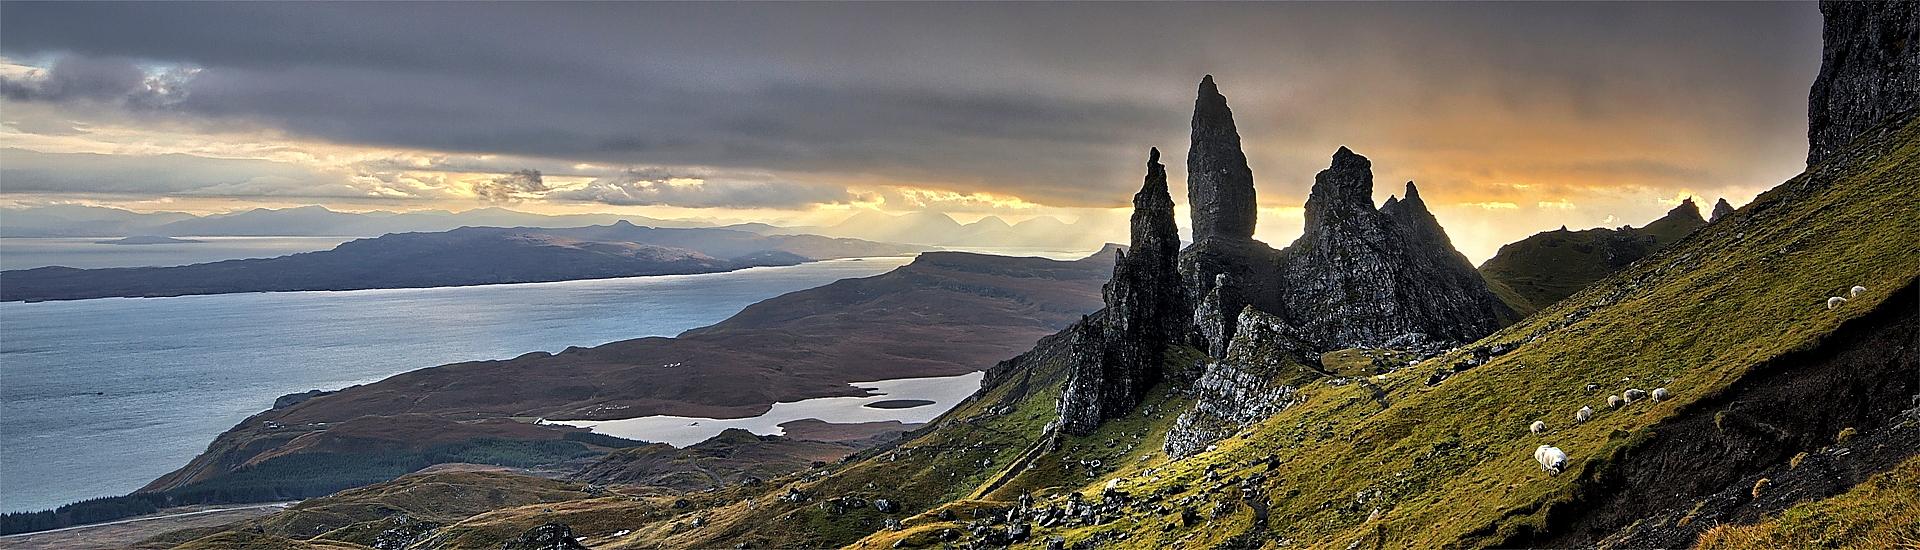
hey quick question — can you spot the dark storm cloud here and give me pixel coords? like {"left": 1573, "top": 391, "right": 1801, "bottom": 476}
{"left": 472, "top": 169, "right": 546, "bottom": 203}
{"left": 0, "top": 2, "right": 1820, "bottom": 208}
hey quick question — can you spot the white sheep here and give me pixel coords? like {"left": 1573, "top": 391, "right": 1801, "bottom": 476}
{"left": 1530, "top": 420, "right": 1547, "bottom": 434}
{"left": 1851, "top": 285, "right": 1867, "bottom": 297}
{"left": 1576, "top": 406, "right": 1594, "bottom": 423}
{"left": 1607, "top": 395, "right": 1624, "bottom": 409}
{"left": 1828, "top": 296, "right": 1847, "bottom": 310}
{"left": 1651, "top": 388, "right": 1670, "bottom": 402}
{"left": 1535, "top": 445, "right": 1568, "bottom": 475}
{"left": 1624, "top": 389, "right": 1648, "bottom": 403}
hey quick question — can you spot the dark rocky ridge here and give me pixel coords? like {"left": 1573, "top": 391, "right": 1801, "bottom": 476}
{"left": 1806, "top": 0, "right": 1918, "bottom": 165}
{"left": 1057, "top": 148, "right": 1186, "bottom": 434}
{"left": 1480, "top": 198, "right": 1708, "bottom": 315}
{"left": 1274, "top": 157, "right": 1514, "bottom": 349}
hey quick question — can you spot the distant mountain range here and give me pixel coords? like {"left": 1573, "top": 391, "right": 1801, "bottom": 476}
{"left": 0, "top": 204, "right": 709, "bottom": 238}
{"left": 733, "top": 210, "right": 1112, "bottom": 250}
{"left": 0, "top": 221, "right": 925, "bottom": 302}
{"left": 2, "top": 204, "right": 1119, "bottom": 251}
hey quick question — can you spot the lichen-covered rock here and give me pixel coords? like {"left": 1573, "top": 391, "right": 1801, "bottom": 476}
{"left": 1057, "top": 148, "right": 1186, "bottom": 435}
{"left": 1164, "top": 308, "right": 1319, "bottom": 458}
{"left": 1806, "top": 1, "right": 1919, "bottom": 166}
{"left": 1187, "top": 75, "right": 1257, "bottom": 242}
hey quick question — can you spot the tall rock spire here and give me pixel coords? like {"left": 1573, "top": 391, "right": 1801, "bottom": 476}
{"left": 1057, "top": 148, "right": 1186, "bottom": 435}
{"left": 1187, "top": 75, "right": 1258, "bottom": 241}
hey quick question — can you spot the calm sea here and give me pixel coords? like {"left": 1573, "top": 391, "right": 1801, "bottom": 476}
{"left": 0, "top": 236, "right": 356, "bottom": 270}
{"left": 0, "top": 257, "right": 913, "bottom": 513}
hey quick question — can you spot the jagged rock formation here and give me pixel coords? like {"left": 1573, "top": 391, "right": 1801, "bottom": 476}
{"left": 1057, "top": 148, "right": 1186, "bottom": 435}
{"left": 1807, "top": 0, "right": 1919, "bottom": 165}
{"left": 1187, "top": 75, "right": 1258, "bottom": 242}
{"left": 1272, "top": 152, "right": 1514, "bottom": 348}
{"left": 1164, "top": 307, "right": 1318, "bottom": 458}
{"left": 1084, "top": 77, "right": 1512, "bottom": 441}
{"left": 1711, "top": 197, "right": 1735, "bottom": 222}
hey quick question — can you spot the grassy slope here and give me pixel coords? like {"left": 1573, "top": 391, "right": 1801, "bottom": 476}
{"left": 1693, "top": 455, "right": 1920, "bottom": 549}
{"left": 413, "top": 329, "right": 1091, "bottom": 549}
{"left": 154, "top": 470, "right": 588, "bottom": 549}
{"left": 976, "top": 118, "right": 1920, "bottom": 548}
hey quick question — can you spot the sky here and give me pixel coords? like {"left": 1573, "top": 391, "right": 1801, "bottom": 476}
{"left": 0, "top": 2, "right": 1823, "bottom": 263}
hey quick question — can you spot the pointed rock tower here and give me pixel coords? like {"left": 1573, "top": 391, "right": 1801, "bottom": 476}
{"left": 1187, "top": 75, "right": 1258, "bottom": 242}
{"left": 1057, "top": 148, "right": 1186, "bottom": 435}
{"left": 1179, "top": 77, "right": 1283, "bottom": 356}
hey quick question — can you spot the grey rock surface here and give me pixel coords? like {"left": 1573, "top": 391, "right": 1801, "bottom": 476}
{"left": 1186, "top": 75, "right": 1257, "bottom": 242}
{"left": 1807, "top": 1, "right": 1918, "bottom": 166}
{"left": 1165, "top": 308, "right": 1318, "bottom": 458}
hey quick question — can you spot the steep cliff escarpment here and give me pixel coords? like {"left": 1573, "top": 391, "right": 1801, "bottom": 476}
{"left": 1807, "top": 0, "right": 1919, "bottom": 165}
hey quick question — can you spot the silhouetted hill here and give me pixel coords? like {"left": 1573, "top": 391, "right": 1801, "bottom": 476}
{"left": 1480, "top": 199, "right": 1708, "bottom": 315}
{"left": 0, "top": 223, "right": 922, "bottom": 301}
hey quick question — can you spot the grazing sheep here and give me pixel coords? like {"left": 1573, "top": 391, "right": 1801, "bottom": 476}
{"left": 1607, "top": 395, "right": 1624, "bottom": 409}
{"left": 1530, "top": 420, "right": 1547, "bottom": 434}
{"left": 1851, "top": 285, "right": 1867, "bottom": 297}
{"left": 1828, "top": 296, "right": 1847, "bottom": 309}
{"left": 1651, "top": 388, "right": 1670, "bottom": 402}
{"left": 1624, "top": 389, "right": 1648, "bottom": 403}
{"left": 1535, "top": 445, "right": 1568, "bottom": 475}
{"left": 1576, "top": 406, "right": 1594, "bottom": 423}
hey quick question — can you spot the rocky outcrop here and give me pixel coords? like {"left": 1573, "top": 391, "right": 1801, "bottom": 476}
{"left": 1711, "top": 198, "right": 1735, "bottom": 222}
{"left": 1064, "top": 79, "right": 1511, "bottom": 435}
{"left": 1274, "top": 151, "right": 1514, "bottom": 348}
{"left": 1057, "top": 149, "right": 1187, "bottom": 435}
{"left": 1164, "top": 308, "right": 1319, "bottom": 458}
{"left": 1187, "top": 75, "right": 1258, "bottom": 242}
{"left": 501, "top": 523, "right": 590, "bottom": 550}
{"left": 1807, "top": 1, "right": 1919, "bottom": 165}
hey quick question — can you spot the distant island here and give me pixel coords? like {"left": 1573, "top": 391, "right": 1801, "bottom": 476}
{"left": 2, "top": 221, "right": 925, "bottom": 302}
{"left": 93, "top": 236, "right": 205, "bottom": 245}
{"left": 863, "top": 399, "right": 935, "bottom": 409}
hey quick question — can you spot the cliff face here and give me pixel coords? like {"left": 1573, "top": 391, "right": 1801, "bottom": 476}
{"left": 1057, "top": 149, "right": 1187, "bottom": 434}
{"left": 1807, "top": 0, "right": 1919, "bottom": 165}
